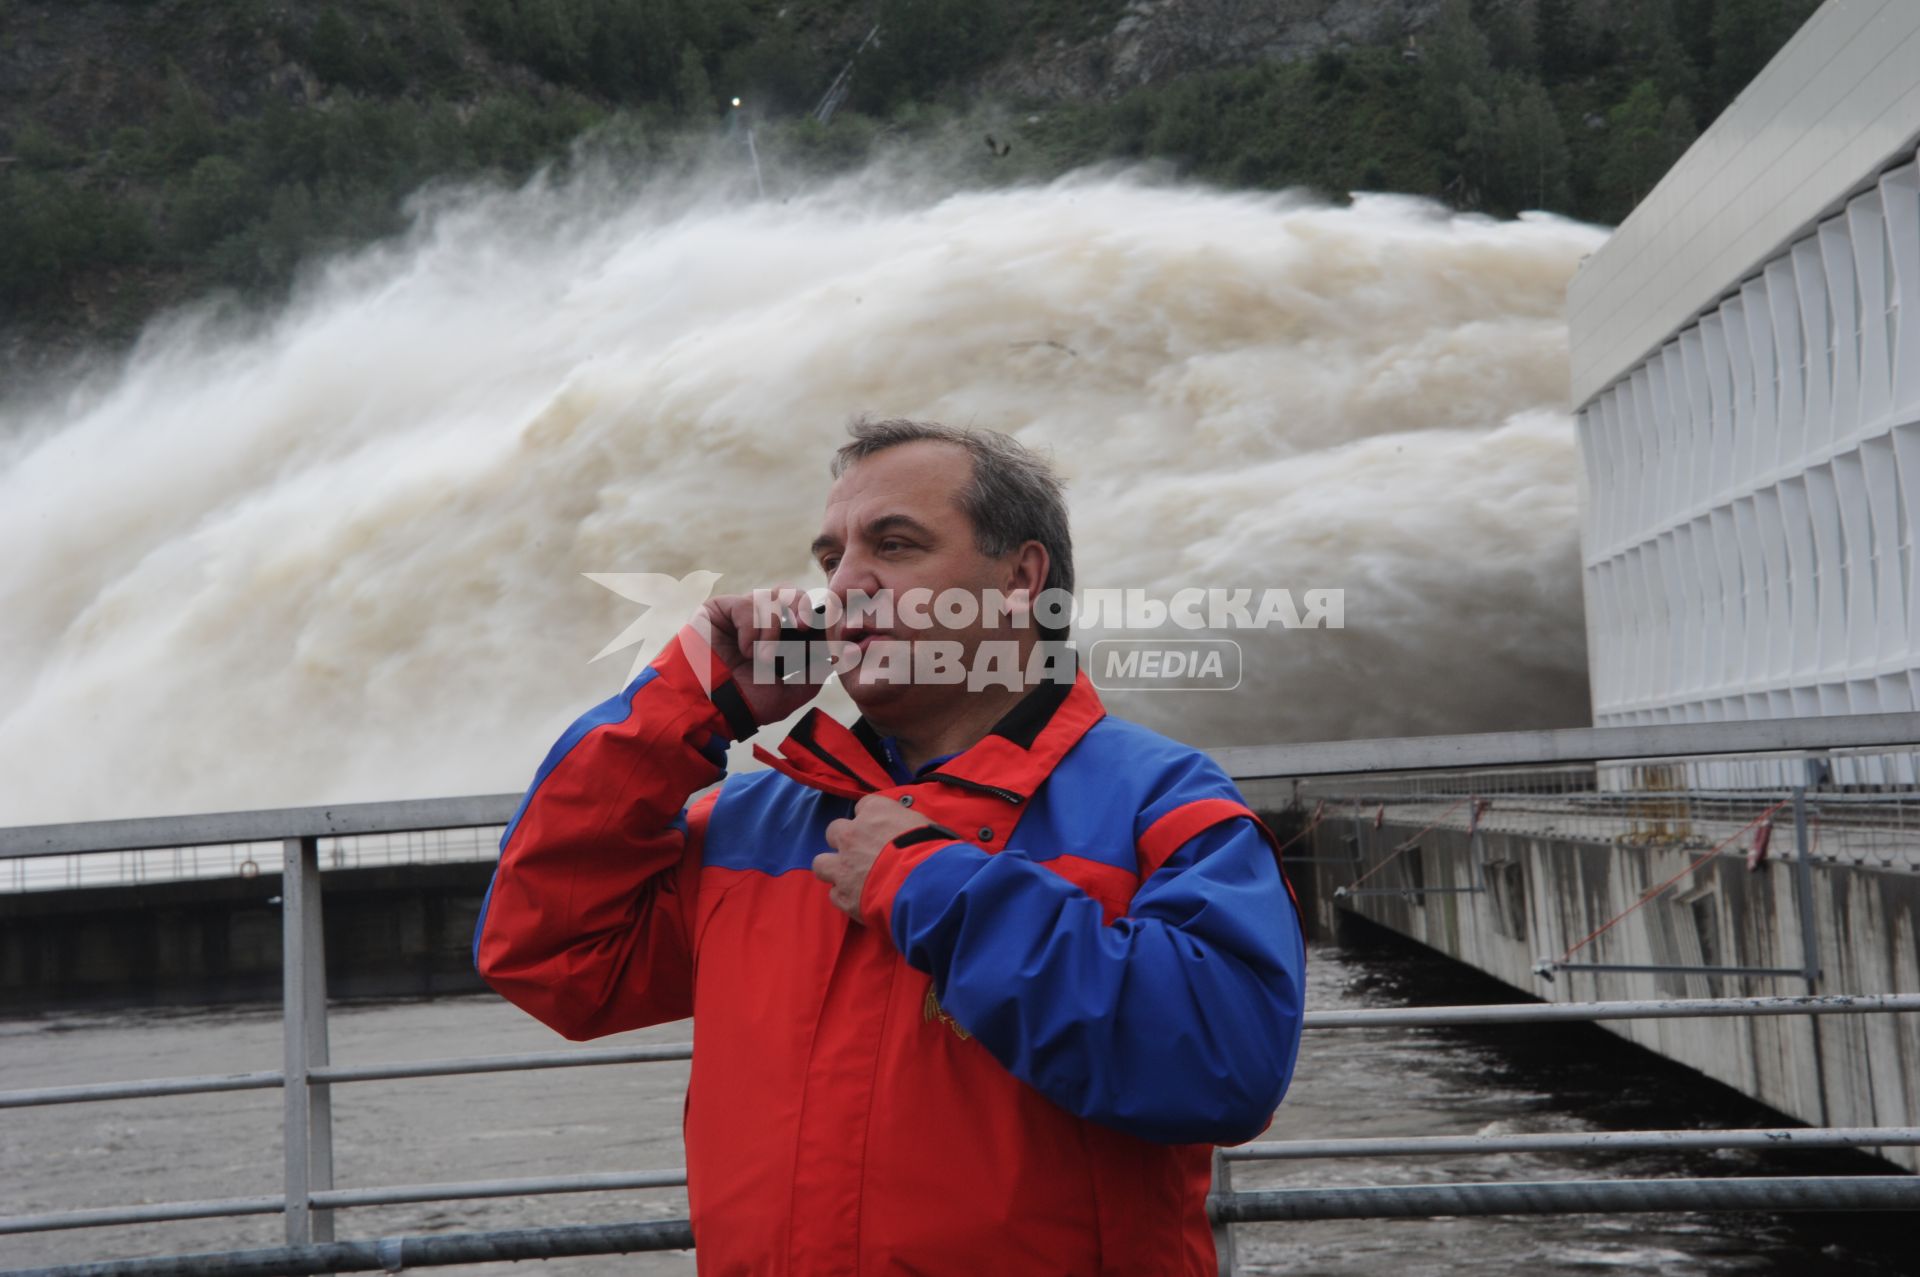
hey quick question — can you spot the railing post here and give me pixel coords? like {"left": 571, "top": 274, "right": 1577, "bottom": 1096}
{"left": 1789, "top": 781, "right": 1832, "bottom": 1127}
{"left": 282, "top": 834, "right": 334, "bottom": 1244}
{"left": 1467, "top": 794, "right": 1485, "bottom": 889}
{"left": 1211, "top": 1147, "right": 1238, "bottom": 1277}
{"left": 1790, "top": 784, "right": 1821, "bottom": 989}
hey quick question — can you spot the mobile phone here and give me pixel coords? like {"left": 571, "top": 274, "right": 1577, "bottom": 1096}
{"left": 772, "top": 596, "right": 826, "bottom": 682}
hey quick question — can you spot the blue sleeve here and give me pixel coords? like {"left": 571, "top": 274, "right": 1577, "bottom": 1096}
{"left": 885, "top": 816, "right": 1307, "bottom": 1145}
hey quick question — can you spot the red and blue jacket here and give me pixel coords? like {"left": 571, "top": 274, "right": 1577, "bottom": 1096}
{"left": 474, "top": 628, "right": 1307, "bottom": 1275}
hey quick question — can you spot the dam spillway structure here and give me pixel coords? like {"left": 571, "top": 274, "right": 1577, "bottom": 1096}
{"left": 1295, "top": 0, "right": 1920, "bottom": 1173}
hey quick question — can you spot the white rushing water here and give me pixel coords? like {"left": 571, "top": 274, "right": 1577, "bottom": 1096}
{"left": 0, "top": 154, "right": 1607, "bottom": 825}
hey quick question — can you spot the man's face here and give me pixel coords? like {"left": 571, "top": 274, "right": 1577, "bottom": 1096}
{"left": 810, "top": 441, "right": 1033, "bottom": 723}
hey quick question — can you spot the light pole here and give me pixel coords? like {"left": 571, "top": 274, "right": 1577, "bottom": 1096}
{"left": 732, "top": 96, "right": 765, "bottom": 200}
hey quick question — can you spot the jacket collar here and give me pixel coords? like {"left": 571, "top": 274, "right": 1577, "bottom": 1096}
{"left": 752, "top": 670, "right": 1106, "bottom": 802}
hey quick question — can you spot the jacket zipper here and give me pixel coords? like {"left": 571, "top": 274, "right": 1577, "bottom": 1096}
{"left": 921, "top": 771, "right": 1024, "bottom": 804}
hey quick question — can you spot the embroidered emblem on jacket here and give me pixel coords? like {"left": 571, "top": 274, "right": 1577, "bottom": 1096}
{"left": 923, "top": 986, "right": 972, "bottom": 1040}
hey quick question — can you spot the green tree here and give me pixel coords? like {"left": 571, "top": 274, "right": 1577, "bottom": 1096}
{"left": 722, "top": 28, "right": 824, "bottom": 116}
{"left": 154, "top": 64, "right": 218, "bottom": 168}
{"left": 254, "top": 181, "right": 318, "bottom": 283}
{"left": 105, "top": 125, "right": 160, "bottom": 179}
{"left": 1599, "top": 81, "right": 1659, "bottom": 218}
{"left": 1599, "top": 81, "right": 1696, "bottom": 219}
{"left": 308, "top": 9, "right": 408, "bottom": 93}
{"left": 1454, "top": 82, "right": 1500, "bottom": 206}
{"left": 171, "top": 154, "right": 261, "bottom": 251}
{"left": 1495, "top": 78, "right": 1571, "bottom": 211}
{"left": 583, "top": 0, "right": 644, "bottom": 101}
{"left": 1671, "top": 0, "right": 1717, "bottom": 74}
{"left": 0, "top": 172, "right": 77, "bottom": 302}
{"left": 1660, "top": 92, "right": 1698, "bottom": 162}
{"left": 1417, "top": 0, "right": 1496, "bottom": 154}
{"left": 466, "top": 0, "right": 521, "bottom": 60}
{"left": 360, "top": 26, "right": 409, "bottom": 93}
{"left": 1619, "top": 0, "right": 1698, "bottom": 106}
{"left": 1534, "top": 0, "right": 1592, "bottom": 77}
{"left": 518, "top": 0, "right": 588, "bottom": 83}
{"left": 308, "top": 7, "right": 360, "bottom": 86}
{"left": 852, "top": 0, "right": 1013, "bottom": 114}
{"left": 1475, "top": 0, "right": 1538, "bottom": 72}
{"left": 14, "top": 121, "right": 78, "bottom": 170}
{"left": 625, "top": 0, "right": 693, "bottom": 102}
{"left": 1708, "top": 0, "right": 1818, "bottom": 107}
{"left": 675, "top": 44, "right": 714, "bottom": 118}
{"left": 411, "top": 2, "right": 468, "bottom": 92}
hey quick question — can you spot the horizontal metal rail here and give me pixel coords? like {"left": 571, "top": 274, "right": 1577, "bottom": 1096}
{"left": 0, "top": 1219, "right": 699, "bottom": 1277}
{"left": 12, "top": 1175, "right": 1920, "bottom": 1277}
{"left": 22, "top": 1117, "right": 1920, "bottom": 1234}
{"left": 9, "top": 995, "right": 1919, "bottom": 1113}
{"left": 0, "top": 795, "right": 521, "bottom": 859}
{"left": 1311, "top": 788, "right": 1920, "bottom": 806}
{"left": 6, "top": 995, "right": 1916, "bottom": 1240}
{"left": 0, "top": 1171, "right": 690, "bottom": 1236}
{"left": 6, "top": 712, "right": 1918, "bottom": 861}
{"left": 0, "top": 1070, "right": 282, "bottom": 1110}
{"left": 0, "top": 1046, "right": 692, "bottom": 1110}
{"left": 1547, "top": 962, "right": 1806, "bottom": 977}
{"left": 308, "top": 1042, "right": 693, "bottom": 1084}
{"left": 8, "top": 723, "right": 1917, "bottom": 1275}
{"left": 1226, "top": 1125, "right": 1920, "bottom": 1161}
{"left": 310, "top": 1170, "right": 687, "bottom": 1210}
{"left": 0, "top": 1197, "right": 285, "bottom": 1236}
{"left": 1208, "top": 711, "right": 1920, "bottom": 779}
{"left": 1208, "top": 1175, "right": 1920, "bottom": 1221}
{"left": 1300, "top": 992, "right": 1920, "bottom": 1029}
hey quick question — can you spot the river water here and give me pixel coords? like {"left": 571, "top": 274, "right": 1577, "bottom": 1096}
{"left": 1, "top": 937, "right": 1905, "bottom": 1275}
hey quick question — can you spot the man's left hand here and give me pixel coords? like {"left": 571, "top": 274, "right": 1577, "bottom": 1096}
{"left": 816, "top": 794, "right": 932, "bottom": 921}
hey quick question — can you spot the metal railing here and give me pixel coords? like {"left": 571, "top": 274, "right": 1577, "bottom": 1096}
{"left": 6, "top": 994, "right": 1920, "bottom": 1274}
{"left": 1295, "top": 750, "right": 1920, "bottom": 870}
{"left": 3, "top": 710, "right": 1919, "bottom": 1276}
{"left": 1295, "top": 765, "right": 1916, "bottom": 1007}
{"left": 0, "top": 825, "right": 508, "bottom": 893}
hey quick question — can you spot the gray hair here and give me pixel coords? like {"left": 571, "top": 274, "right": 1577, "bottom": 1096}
{"left": 832, "top": 417, "right": 1074, "bottom": 632}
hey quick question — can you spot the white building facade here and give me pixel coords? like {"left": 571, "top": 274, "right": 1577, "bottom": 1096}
{"left": 1568, "top": 0, "right": 1920, "bottom": 733}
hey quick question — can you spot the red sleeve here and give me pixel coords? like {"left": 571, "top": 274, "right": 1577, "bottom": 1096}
{"left": 474, "top": 627, "right": 735, "bottom": 1040}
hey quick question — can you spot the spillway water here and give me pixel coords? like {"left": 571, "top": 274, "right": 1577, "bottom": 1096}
{"left": 1, "top": 159, "right": 1602, "bottom": 827}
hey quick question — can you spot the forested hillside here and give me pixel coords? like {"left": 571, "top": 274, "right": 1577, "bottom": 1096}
{"left": 0, "top": 0, "right": 1819, "bottom": 368}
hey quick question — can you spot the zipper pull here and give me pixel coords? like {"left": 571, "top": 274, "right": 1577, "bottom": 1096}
{"left": 923, "top": 771, "right": 1024, "bottom": 804}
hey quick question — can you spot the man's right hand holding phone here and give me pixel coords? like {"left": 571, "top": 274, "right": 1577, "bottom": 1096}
{"left": 695, "top": 586, "right": 851, "bottom": 730}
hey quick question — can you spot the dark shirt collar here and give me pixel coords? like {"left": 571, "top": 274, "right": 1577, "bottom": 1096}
{"left": 873, "top": 736, "right": 959, "bottom": 786}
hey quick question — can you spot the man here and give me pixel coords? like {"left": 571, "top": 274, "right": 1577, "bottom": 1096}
{"left": 474, "top": 419, "right": 1307, "bottom": 1275}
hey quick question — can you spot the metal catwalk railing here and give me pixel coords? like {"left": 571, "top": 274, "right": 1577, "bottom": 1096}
{"left": 3, "top": 711, "right": 1919, "bottom": 1277}
{"left": 0, "top": 824, "right": 508, "bottom": 894}
{"left": 1294, "top": 752, "right": 1920, "bottom": 870}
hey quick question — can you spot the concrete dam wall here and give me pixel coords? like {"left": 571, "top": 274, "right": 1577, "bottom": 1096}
{"left": 1294, "top": 813, "right": 1920, "bottom": 1174}
{"left": 0, "top": 862, "right": 493, "bottom": 1013}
